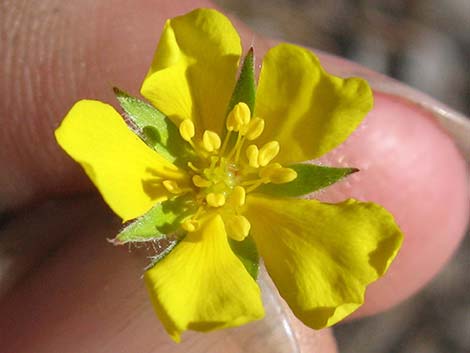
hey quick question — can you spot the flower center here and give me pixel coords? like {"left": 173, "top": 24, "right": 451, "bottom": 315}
{"left": 163, "top": 102, "right": 297, "bottom": 241}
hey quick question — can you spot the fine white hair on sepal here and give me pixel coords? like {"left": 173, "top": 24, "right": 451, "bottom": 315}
{"left": 144, "top": 238, "right": 181, "bottom": 273}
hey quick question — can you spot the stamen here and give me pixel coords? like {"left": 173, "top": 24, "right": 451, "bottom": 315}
{"left": 208, "top": 155, "right": 218, "bottom": 171}
{"left": 162, "top": 180, "right": 186, "bottom": 194}
{"left": 225, "top": 215, "right": 251, "bottom": 241}
{"left": 182, "top": 219, "right": 200, "bottom": 232}
{"left": 179, "top": 119, "right": 202, "bottom": 153}
{"left": 202, "top": 130, "right": 221, "bottom": 153}
{"left": 194, "top": 205, "right": 205, "bottom": 217}
{"left": 229, "top": 186, "right": 246, "bottom": 207}
{"left": 175, "top": 107, "right": 296, "bottom": 239}
{"left": 268, "top": 167, "right": 298, "bottom": 184}
{"left": 240, "top": 178, "right": 265, "bottom": 186}
{"left": 219, "top": 130, "right": 232, "bottom": 156}
{"left": 187, "top": 162, "right": 201, "bottom": 172}
{"left": 245, "top": 181, "right": 264, "bottom": 193}
{"left": 245, "top": 144, "right": 259, "bottom": 168}
{"left": 259, "top": 163, "right": 282, "bottom": 179}
{"left": 234, "top": 136, "right": 246, "bottom": 163}
{"left": 258, "top": 141, "right": 280, "bottom": 167}
{"left": 226, "top": 102, "right": 251, "bottom": 132}
{"left": 179, "top": 119, "right": 195, "bottom": 141}
{"left": 192, "top": 175, "right": 212, "bottom": 188}
{"left": 206, "top": 193, "right": 226, "bottom": 207}
{"left": 226, "top": 133, "right": 243, "bottom": 160}
{"left": 244, "top": 117, "right": 265, "bottom": 141}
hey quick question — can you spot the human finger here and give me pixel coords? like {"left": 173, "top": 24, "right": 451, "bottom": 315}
{"left": 0, "top": 0, "right": 468, "bottom": 333}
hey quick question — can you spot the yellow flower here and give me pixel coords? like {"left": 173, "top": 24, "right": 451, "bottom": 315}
{"left": 55, "top": 8, "right": 403, "bottom": 342}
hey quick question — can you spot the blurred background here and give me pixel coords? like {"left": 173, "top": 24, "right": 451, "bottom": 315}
{"left": 213, "top": 1, "right": 469, "bottom": 352}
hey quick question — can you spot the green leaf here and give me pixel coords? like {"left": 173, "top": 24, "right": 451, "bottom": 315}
{"left": 113, "top": 195, "right": 196, "bottom": 244}
{"left": 113, "top": 87, "right": 195, "bottom": 167}
{"left": 229, "top": 234, "right": 259, "bottom": 280}
{"left": 257, "top": 164, "right": 359, "bottom": 197}
{"left": 226, "top": 47, "right": 256, "bottom": 115}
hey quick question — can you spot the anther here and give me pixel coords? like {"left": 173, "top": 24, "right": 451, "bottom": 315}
{"left": 202, "top": 130, "right": 221, "bottom": 152}
{"left": 225, "top": 215, "right": 251, "bottom": 241}
{"left": 259, "top": 163, "right": 282, "bottom": 179}
{"left": 245, "top": 118, "right": 265, "bottom": 141}
{"left": 226, "top": 102, "right": 251, "bottom": 132}
{"left": 179, "top": 119, "right": 195, "bottom": 141}
{"left": 182, "top": 219, "right": 200, "bottom": 232}
{"left": 230, "top": 186, "right": 246, "bottom": 207}
{"left": 258, "top": 141, "right": 280, "bottom": 167}
{"left": 162, "top": 180, "right": 184, "bottom": 194}
{"left": 245, "top": 144, "right": 259, "bottom": 168}
{"left": 268, "top": 167, "right": 298, "bottom": 184}
{"left": 206, "top": 193, "right": 226, "bottom": 207}
{"left": 192, "top": 175, "right": 212, "bottom": 188}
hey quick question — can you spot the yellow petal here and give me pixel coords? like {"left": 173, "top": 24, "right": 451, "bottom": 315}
{"left": 255, "top": 43, "right": 373, "bottom": 164}
{"left": 145, "top": 214, "right": 264, "bottom": 341}
{"left": 55, "top": 100, "right": 186, "bottom": 222}
{"left": 141, "top": 9, "right": 241, "bottom": 135}
{"left": 245, "top": 195, "right": 402, "bottom": 329}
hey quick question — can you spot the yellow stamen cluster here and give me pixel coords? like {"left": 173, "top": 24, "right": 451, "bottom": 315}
{"left": 170, "top": 102, "right": 297, "bottom": 241}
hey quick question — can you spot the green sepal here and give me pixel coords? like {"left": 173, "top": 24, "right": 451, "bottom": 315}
{"left": 257, "top": 164, "right": 359, "bottom": 197}
{"left": 227, "top": 47, "right": 256, "bottom": 116}
{"left": 228, "top": 234, "right": 259, "bottom": 280}
{"left": 112, "top": 195, "right": 196, "bottom": 244}
{"left": 223, "top": 48, "right": 256, "bottom": 149}
{"left": 113, "top": 87, "right": 195, "bottom": 167}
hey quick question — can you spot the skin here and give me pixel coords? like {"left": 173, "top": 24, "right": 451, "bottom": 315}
{"left": 0, "top": 1, "right": 468, "bottom": 352}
